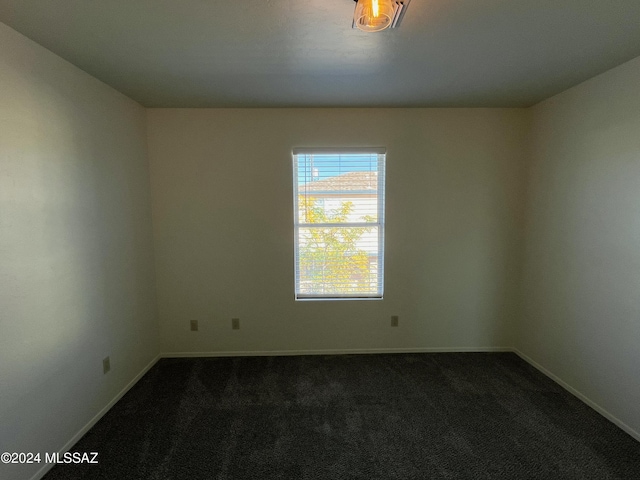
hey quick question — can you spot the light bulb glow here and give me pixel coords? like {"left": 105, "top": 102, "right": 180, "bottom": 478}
{"left": 353, "top": 0, "right": 394, "bottom": 32}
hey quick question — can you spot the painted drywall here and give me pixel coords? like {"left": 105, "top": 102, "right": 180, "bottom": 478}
{"left": 519, "top": 55, "right": 640, "bottom": 436}
{"left": 147, "top": 108, "right": 528, "bottom": 355}
{"left": 0, "top": 23, "right": 159, "bottom": 480}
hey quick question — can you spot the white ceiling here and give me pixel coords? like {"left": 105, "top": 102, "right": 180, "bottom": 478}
{"left": 1, "top": 0, "right": 640, "bottom": 108}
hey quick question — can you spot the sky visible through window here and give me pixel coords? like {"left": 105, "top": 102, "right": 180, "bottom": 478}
{"left": 297, "top": 154, "right": 378, "bottom": 185}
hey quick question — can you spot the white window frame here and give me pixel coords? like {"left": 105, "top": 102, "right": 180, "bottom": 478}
{"left": 292, "top": 147, "right": 386, "bottom": 301}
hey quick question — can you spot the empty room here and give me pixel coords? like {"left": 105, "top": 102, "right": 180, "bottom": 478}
{"left": 1, "top": 1, "right": 640, "bottom": 479}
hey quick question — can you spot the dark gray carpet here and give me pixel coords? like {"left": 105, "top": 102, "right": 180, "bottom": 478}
{"left": 44, "top": 353, "right": 640, "bottom": 479}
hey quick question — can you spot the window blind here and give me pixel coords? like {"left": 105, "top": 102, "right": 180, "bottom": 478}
{"left": 293, "top": 148, "right": 386, "bottom": 300}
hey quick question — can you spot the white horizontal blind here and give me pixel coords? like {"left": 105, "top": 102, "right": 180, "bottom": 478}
{"left": 293, "top": 148, "right": 385, "bottom": 300}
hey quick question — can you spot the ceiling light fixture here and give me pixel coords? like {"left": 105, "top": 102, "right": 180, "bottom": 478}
{"left": 352, "top": 0, "right": 411, "bottom": 32}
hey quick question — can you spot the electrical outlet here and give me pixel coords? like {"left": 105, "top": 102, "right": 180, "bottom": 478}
{"left": 103, "top": 356, "right": 111, "bottom": 374}
{"left": 391, "top": 316, "right": 399, "bottom": 327}
{"left": 190, "top": 320, "right": 199, "bottom": 331}
{"left": 232, "top": 318, "right": 240, "bottom": 330}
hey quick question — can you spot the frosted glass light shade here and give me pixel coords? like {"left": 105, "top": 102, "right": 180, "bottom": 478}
{"left": 354, "top": 0, "right": 394, "bottom": 32}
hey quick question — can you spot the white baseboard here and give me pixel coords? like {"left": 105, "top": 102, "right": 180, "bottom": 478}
{"left": 162, "top": 346, "right": 512, "bottom": 358}
{"left": 29, "top": 354, "right": 161, "bottom": 480}
{"left": 513, "top": 348, "right": 640, "bottom": 442}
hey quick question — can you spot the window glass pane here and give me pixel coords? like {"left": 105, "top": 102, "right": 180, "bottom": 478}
{"left": 293, "top": 150, "right": 385, "bottom": 300}
{"left": 296, "top": 226, "right": 380, "bottom": 296}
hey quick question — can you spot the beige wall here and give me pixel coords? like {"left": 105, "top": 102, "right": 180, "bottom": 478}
{"left": 518, "top": 56, "right": 640, "bottom": 437}
{"left": 147, "top": 108, "right": 527, "bottom": 355}
{"left": 0, "top": 24, "right": 159, "bottom": 480}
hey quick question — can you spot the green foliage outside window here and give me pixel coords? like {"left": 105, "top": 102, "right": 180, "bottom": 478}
{"left": 298, "top": 197, "right": 375, "bottom": 294}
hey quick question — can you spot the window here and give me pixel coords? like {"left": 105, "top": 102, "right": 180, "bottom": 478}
{"left": 293, "top": 148, "right": 386, "bottom": 300}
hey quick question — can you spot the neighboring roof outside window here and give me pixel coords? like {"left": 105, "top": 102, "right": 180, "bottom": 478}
{"left": 301, "top": 171, "right": 379, "bottom": 193}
